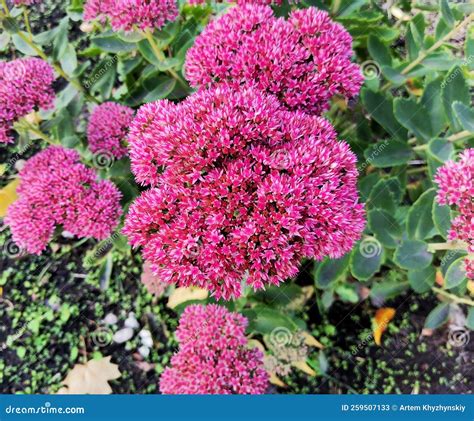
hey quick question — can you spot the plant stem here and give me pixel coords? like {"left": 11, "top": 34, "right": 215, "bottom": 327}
{"left": 427, "top": 240, "right": 469, "bottom": 252}
{"left": 406, "top": 166, "right": 427, "bottom": 174}
{"left": 432, "top": 287, "right": 474, "bottom": 307}
{"left": 382, "top": 13, "right": 474, "bottom": 91}
{"left": 17, "top": 119, "right": 58, "bottom": 145}
{"left": 143, "top": 28, "right": 188, "bottom": 88}
{"left": 23, "top": 7, "right": 33, "bottom": 40}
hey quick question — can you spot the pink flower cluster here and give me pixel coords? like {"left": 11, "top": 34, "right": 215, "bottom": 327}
{"left": 84, "top": 0, "right": 178, "bottom": 31}
{"left": 124, "top": 86, "right": 365, "bottom": 299}
{"left": 13, "top": 0, "right": 41, "bottom": 5}
{"left": 435, "top": 149, "right": 474, "bottom": 279}
{"left": 5, "top": 146, "right": 122, "bottom": 255}
{"left": 159, "top": 304, "right": 268, "bottom": 394}
{"left": 189, "top": 0, "right": 296, "bottom": 5}
{"left": 87, "top": 102, "right": 134, "bottom": 159}
{"left": 185, "top": 4, "right": 363, "bottom": 115}
{"left": 0, "top": 58, "right": 55, "bottom": 144}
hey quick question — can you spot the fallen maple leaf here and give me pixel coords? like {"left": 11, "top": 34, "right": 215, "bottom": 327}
{"left": 0, "top": 178, "right": 19, "bottom": 218}
{"left": 373, "top": 307, "right": 396, "bottom": 346}
{"left": 167, "top": 286, "right": 208, "bottom": 309}
{"left": 57, "top": 356, "right": 121, "bottom": 394}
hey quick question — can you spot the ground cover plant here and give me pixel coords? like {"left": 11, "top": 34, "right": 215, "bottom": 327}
{"left": 0, "top": 0, "right": 473, "bottom": 394}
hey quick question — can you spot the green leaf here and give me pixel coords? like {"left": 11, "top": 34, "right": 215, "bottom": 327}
{"left": 361, "top": 88, "right": 407, "bottom": 141}
{"left": 406, "top": 13, "right": 425, "bottom": 60}
{"left": 243, "top": 306, "right": 298, "bottom": 335}
{"left": 442, "top": 66, "right": 470, "bottom": 132}
{"left": 59, "top": 43, "right": 77, "bottom": 76}
{"left": 394, "top": 240, "right": 433, "bottom": 270}
{"left": 314, "top": 255, "right": 350, "bottom": 289}
{"left": 350, "top": 239, "right": 383, "bottom": 281}
{"left": 92, "top": 35, "right": 137, "bottom": 53}
{"left": 394, "top": 98, "right": 433, "bottom": 142}
{"left": 424, "top": 303, "right": 449, "bottom": 329}
{"left": 335, "top": 285, "right": 359, "bottom": 303}
{"left": 406, "top": 189, "right": 437, "bottom": 240}
{"left": 12, "top": 32, "right": 38, "bottom": 55}
{"left": 368, "top": 34, "right": 392, "bottom": 66}
{"left": 420, "top": 78, "right": 447, "bottom": 136}
{"left": 444, "top": 257, "right": 467, "bottom": 289}
{"left": 408, "top": 266, "right": 436, "bottom": 293}
{"left": 367, "top": 179, "right": 396, "bottom": 213}
{"left": 364, "top": 140, "right": 412, "bottom": 168}
{"left": 52, "top": 18, "right": 68, "bottom": 61}
{"left": 452, "top": 101, "right": 474, "bottom": 132}
{"left": 253, "top": 283, "right": 305, "bottom": 308}
{"left": 467, "top": 308, "right": 474, "bottom": 330}
{"left": 367, "top": 209, "right": 402, "bottom": 248}
{"left": 427, "top": 137, "right": 454, "bottom": 177}
{"left": 138, "top": 39, "right": 160, "bottom": 65}
{"left": 144, "top": 77, "right": 176, "bottom": 102}
{"left": 1, "top": 16, "right": 19, "bottom": 34}
{"left": 370, "top": 280, "right": 409, "bottom": 303}
{"left": 432, "top": 200, "right": 451, "bottom": 239}
{"left": 440, "top": 0, "right": 455, "bottom": 28}
{"left": 0, "top": 32, "right": 9, "bottom": 51}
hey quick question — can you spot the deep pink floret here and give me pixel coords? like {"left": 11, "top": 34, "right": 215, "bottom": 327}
{"left": 87, "top": 102, "right": 134, "bottom": 159}
{"left": 159, "top": 304, "right": 268, "bottom": 394}
{"left": 84, "top": 0, "right": 178, "bottom": 31}
{"left": 185, "top": 5, "right": 363, "bottom": 115}
{"left": 189, "top": 0, "right": 296, "bottom": 5}
{"left": 0, "top": 58, "right": 55, "bottom": 144}
{"left": 13, "top": 0, "right": 41, "bottom": 5}
{"left": 435, "top": 148, "right": 474, "bottom": 279}
{"left": 5, "top": 146, "right": 122, "bottom": 255}
{"left": 124, "top": 86, "right": 365, "bottom": 299}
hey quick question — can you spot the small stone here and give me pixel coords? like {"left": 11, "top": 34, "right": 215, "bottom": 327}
{"left": 139, "top": 329, "right": 151, "bottom": 339}
{"left": 141, "top": 336, "right": 153, "bottom": 348}
{"left": 104, "top": 313, "right": 118, "bottom": 325}
{"left": 125, "top": 313, "right": 139, "bottom": 329}
{"left": 138, "top": 345, "right": 150, "bottom": 358}
{"left": 61, "top": 231, "right": 74, "bottom": 239}
{"left": 113, "top": 327, "right": 134, "bottom": 344}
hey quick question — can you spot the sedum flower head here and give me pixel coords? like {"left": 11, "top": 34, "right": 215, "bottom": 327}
{"left": 0, "top": 58, "right": 55, "bottom": 143}
{"left": 87, "top": 102, "right": 134, "bottom": 159}
{"left": 185, "top": 4, "right": 363, "bottom": 115}
{"left": 159, "top": 304, "right": 268, "bottom": 394}
{"left": 84, "top": 0, "right": 178, "bottom": 31}
{"left": 13, "top": 0, "right": 41, "bottom": 5}
{"left": 435, "top": 149, "right": 474, "bottom": 279}
{"left": 124, "top": 85, "right": 365, "bottom": 299}
{"left": 5, "top": 146, "right": 122, "bottom": 255}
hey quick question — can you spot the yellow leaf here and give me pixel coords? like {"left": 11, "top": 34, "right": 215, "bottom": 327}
{"left": 58, "top": 356, "right": 121, "bottom": 394}
{"left": 269, "top": 372, "right": 287, "bottom": 387}
{"left": 247, "top": 339, "right": 265, "bottom": 353}
{"left": 292, "top": 360, "right": 316, "bottom": 376}
{"left": 302, "top": 331, "right": 324, "bottom": 349}
{"left": 373, "top": 307, "right": 396, "bottom": 346}
{"left": 0, "top": 179, "right": 20, "bottom": 218}
{"left": 435, "top": 270, "right": 444, "bottom": 287}
{"left": 467, "top": 280, "right": 474, "bottom": 296}
{"left": 167, "top": 286, "right": 208, "bottom": 309}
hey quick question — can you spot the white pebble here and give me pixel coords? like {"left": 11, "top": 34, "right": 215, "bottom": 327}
{"left": 113, "top": 327, "right": 134, "bottom": 344}
{"left": 138, "top": 345, "right": 150, "bottom": 358}
{"left": 103, "top": 313, "right": 118, "bottom": 325}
